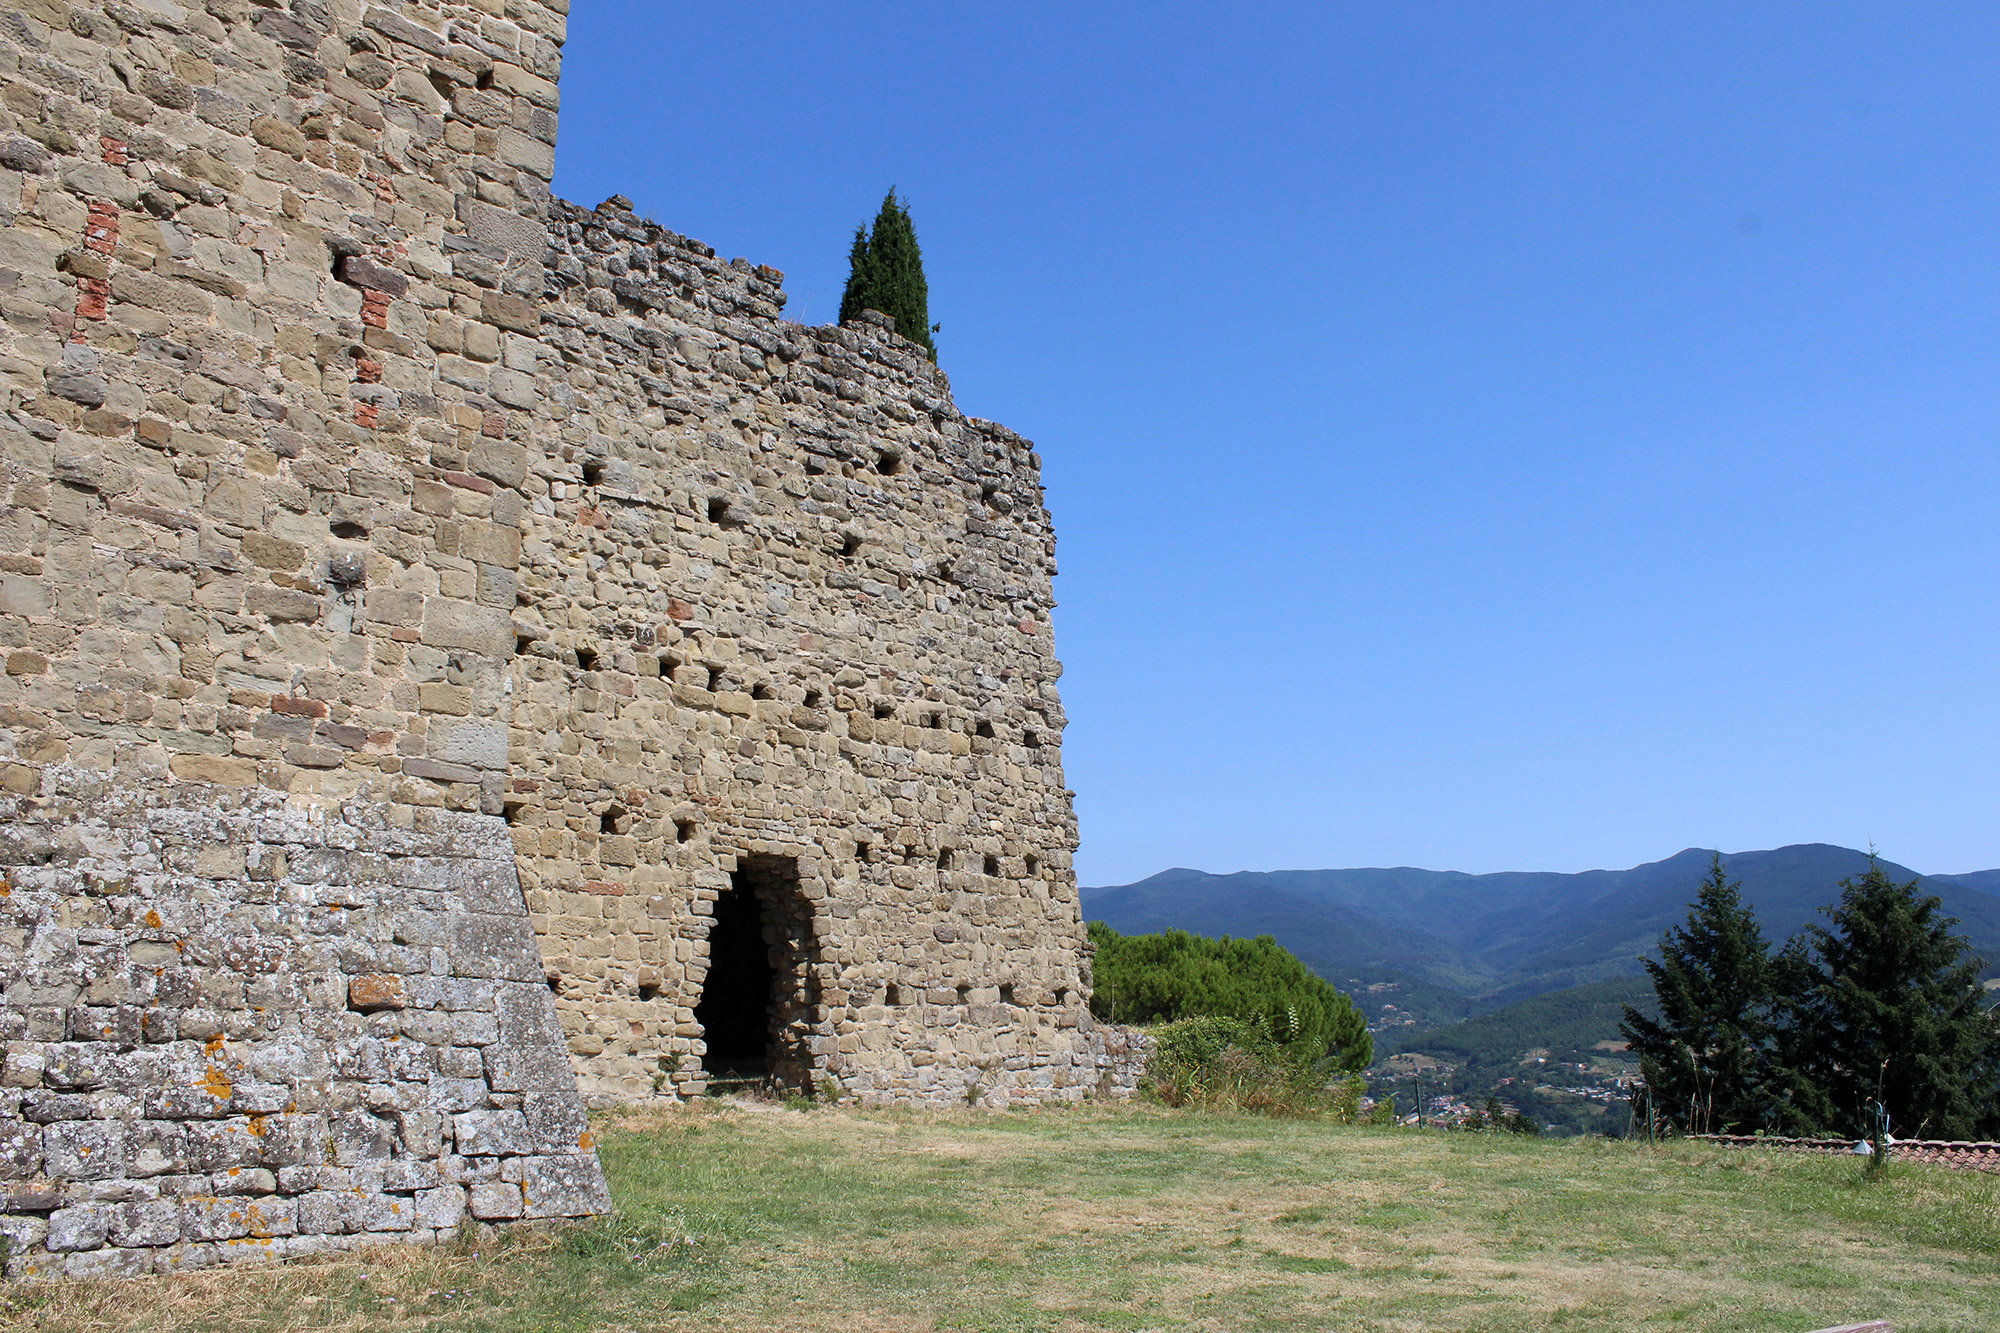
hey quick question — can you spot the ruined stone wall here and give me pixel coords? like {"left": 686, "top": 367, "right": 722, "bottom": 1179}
{"left": 0, "top": 0, "right": 568, "bottom": 819}
{"left": 0, "top": 768, "right": 608, "bottom": 1277}
{"left": 510, "top": 198, "right": 1140, "bottom": 1105}
{"left": 0, "top": 2, "right": 1141, "bottom": 1268}
{"left": 0, "top": 0, "right": 607, "bottom": 1276}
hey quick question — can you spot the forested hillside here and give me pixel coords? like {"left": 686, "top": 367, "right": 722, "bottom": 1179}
{"left": 1381, "top": 976, "right": 1656, "bottom": 1066}
{"left": 1084, "top": 844, "right": 2000, "bottom": 1032}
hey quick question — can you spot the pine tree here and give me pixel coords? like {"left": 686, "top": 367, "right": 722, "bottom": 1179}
{"left": 838, "top": 190, "right": 936, "bottom": 361}
{"left": 1620, "top": 855, "right": 1779, "bottom": 1134}
{"left": 1778, "top": 857, "right": 2000, "bottom": 1139}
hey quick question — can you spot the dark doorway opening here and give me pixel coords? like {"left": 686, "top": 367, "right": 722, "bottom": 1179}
{"left": 692, "top": 855, "right": 816, "bottom": 1091}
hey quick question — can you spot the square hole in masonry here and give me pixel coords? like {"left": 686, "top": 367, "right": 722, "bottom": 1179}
{"left": 984, "top": 855, "right": 1000, "bottom": 877}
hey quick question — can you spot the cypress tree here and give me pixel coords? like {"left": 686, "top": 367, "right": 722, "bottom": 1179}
{"left": 1778, "top": 857, "right": 2000, "bottom": 1139}
{"left": 1620, "top": 855, "right": 1780, "bottom": 1134}
{"left": 839, "top": 190, "right": 937, "bottom": 361}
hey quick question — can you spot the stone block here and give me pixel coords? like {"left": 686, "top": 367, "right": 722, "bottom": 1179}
{"left": 421, "top": 599, "right": 513, "bottom": 656}
{"left": 442, "top": 910, "right": 539, "bottom": 985}
{"left": 0, "top": 1120, "right": 42, "bottom": 1178}
{"left": 521, "top": 1093, "right": 591, "bottom": 1153}
{"left": 429, "top": 717, "right": 508, "bottom": 770}
{"left": 44, "top": 1119, "right": 127, "bottom": 1181}
{"left": 479, "top": 289, "right": 538, "bottom": 333}
{"left": 0, "top": 575, "right": 48, "bottom": 617}
{"left": 521, "top": 1153, "right": 613, "bottom": 1219}
{"left": 357, "top": 1192, "right": 417, "bottom": 1232}
{"left": 47, "top": 1202, "right": 111, "bottom": 1252}
{"left": 242, "top": 534, "right": 306, "bottom": 570}
{"left": 128, "top": 1122, "right": 188, "bottom": 1177}
{"left": 456, "top": 520, "right": 521, "bottom": 568}
{"left": 458, "top": 197, "right": 545, "bottom": 257}
{"left": 169, "top": 754, "right": 259, "bottom": 786}
{"left": 247, "top": 585, "right": 322, "bottom": 622}
{"left": 181, "top": 1196, "right": 296, "bottom": 1242}
{"left": 467, "top": 1181, "right": 522, "bottom": 1220}
{"left": 482, "top": 1044, "right": 575, "bottom": 1094}
{"left": 65, "top": 1246, "right": 154, "bottom": 1278}
{"left": 363, "top": 588, "right": 425, "bottom": 626}
{"left": 296, "top": 1190, "right": 360, "bottom": 1235}
{"left": 329, "top": 1109, "right": 393, "bottom": 1165}
{"left": 415, "top": 1184, "right": 466, "bottom": 1230}
{"left": 338, "top": 255, "right": 408, "bottom": 297}
{"left": 452, "top": 1108, "right": 529, "bottom": 1157}
{"left": 348, "top": 975, "right": 408, "bottom": 1012}
{"left": 110, "top": 1200, "right": 182, "bottom": 1248}
{"left": 185, "top": 1120, "right": 266, "bottom": 1173}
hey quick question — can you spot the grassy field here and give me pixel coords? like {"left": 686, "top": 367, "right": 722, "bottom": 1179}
{"left": 7, "top": 1103, "right": 1998, "bottom": 1333}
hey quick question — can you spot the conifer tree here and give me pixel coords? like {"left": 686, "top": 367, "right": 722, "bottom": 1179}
{"left": 1620, "top": 855, "right": 1779, "bottom": 1133}
{"left": 1778, "top": 857, "right": 2000, "bottom": 1139}
{"left": 839, "top": 190, "right": 937, "bottom": 361}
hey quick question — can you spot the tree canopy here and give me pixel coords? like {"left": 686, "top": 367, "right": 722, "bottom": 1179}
{"left": 1088, "top": 921, "right": 1373, "bottom": 1073}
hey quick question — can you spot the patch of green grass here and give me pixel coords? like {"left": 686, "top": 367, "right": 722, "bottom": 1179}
{"left": 8, "top": 1105, "right": 1998, "bottom": 1332}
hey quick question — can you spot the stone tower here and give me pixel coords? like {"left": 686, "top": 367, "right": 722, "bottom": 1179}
{"left": 0, "top": 0, "right": 1139, "bottom": 1277}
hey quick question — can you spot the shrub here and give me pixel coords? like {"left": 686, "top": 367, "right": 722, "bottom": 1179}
{"left": 1147, "top": 1014, "right": 1348, "bottom": 1116}
{"left": 1089, "top": 922, "right": 1372, "bottom": 1073}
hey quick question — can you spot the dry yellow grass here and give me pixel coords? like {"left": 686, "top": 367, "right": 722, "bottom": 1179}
{"left": 3, "top": 1103, "right": 1994, "bottom": 1332}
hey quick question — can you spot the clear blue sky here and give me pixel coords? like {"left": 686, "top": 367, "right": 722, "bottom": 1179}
{"left": 552, "top": 4, "right": 2000, "bottom": 886}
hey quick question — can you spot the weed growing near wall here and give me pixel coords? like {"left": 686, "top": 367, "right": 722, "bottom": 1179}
{"left": 1147, "top": 1015, "right": 1365, "bottom": 1116}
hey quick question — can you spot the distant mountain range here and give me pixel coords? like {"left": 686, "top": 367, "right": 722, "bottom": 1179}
{"left": 1083, "top": 845, "right": 2000, "bottom": 1030}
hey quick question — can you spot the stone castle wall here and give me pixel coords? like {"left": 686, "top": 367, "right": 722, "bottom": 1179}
{"left": 0, "top": 769, "right": 609, "bottom": 1277}
{"left": 513, "top": 198, "right": 1135, "bottom": 1104}
{"left": 0, "top": 0, "right": 1141, "bottom": 1277}
{"left": 0, "top": 0, "right": 613, "bottom": 1276}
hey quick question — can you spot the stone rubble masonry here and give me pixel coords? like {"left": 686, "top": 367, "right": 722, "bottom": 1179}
{"left": 0, "top": 0, "right": 1144, "bottom": 1274}
{"left": 0, "top": 767, "right": 609, "bottom": 1278}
